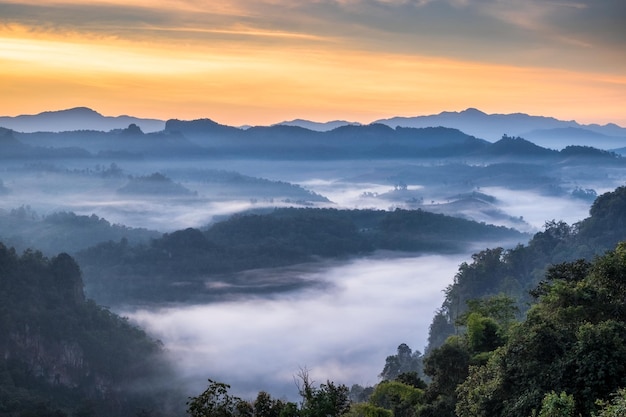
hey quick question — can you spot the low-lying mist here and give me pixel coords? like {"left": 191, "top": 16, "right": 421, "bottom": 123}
{"left": 0, "top": 158, "right": 607, "bottom": 234}
{"left": 126, "top": 253, "right": 469, "bottom": 401}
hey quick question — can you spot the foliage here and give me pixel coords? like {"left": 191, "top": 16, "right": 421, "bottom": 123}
{"left": 0, "top": 243, "right": 179, "bottom": 417}
{"left": 0, "top": 208, "right": 159, "bottom": 256}
{"left": 187, "top": 380, "right": 248, "bottom": 417}
{"left": 535, "top": 391, "right": 575, "bottom": 417}
{"left": 344, "top": 403, "right": 391, "bottom": 417}
{"left": 594, "top": 389, "right": 626, "bottom": 417}
{"left": 297, "top": 369, "right": 351, "bottom": 417}
{"left": 369, "top": 381, "right": 423, "bottom": 417}
{"left": 430, "top": 185, "right": 626, "bottom": 352}
{"left": 379, "top": 344, "right": 423, "bottom": 382}
{"left": 451, "top": 243, "right": 626, "bottom": 417}
{"left": 188, "top": 374, "right": 350, "bottom": 417}
{"left": 76, "top": 207, "right": 524, "bottom": 305}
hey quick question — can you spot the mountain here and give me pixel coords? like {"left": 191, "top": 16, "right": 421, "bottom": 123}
{"left": 276, "top": 119, "right": 361, "bottom": 131}
{"left": 164, "top": 119, "right": 490, "bottom": 159}
{"left": 479, "top": 135, "right": 559, "bottom": 159}
{"left": 375, "top": 108, "right": 626, "bottom": 148}
{"left": 0, "top": 128, "right": 91, "bottom": 159}
{"left": 522, "top": 127, "right": 626, "bottom": 150}
{"left": 0, "top": 107, "right": 165, "bottom": 133}
{"left": 0, "top": 245, "right": 181, "bottom": 416}
{"left": 14, "top": 123, "right": 205, "bottom": 157}
{"left": 117, "top": 172, "right": 198, "bottom": 196}
{"left": 77, "top": 207, "right": 527, "bottom": 305}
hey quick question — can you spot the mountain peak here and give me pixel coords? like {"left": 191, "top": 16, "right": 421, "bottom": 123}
{"left": 0, "top": 107, "right": 165, "bottom": 133}
{"left": 38, "top": 107, "right": 102, "bottom": 117}
{"left": 460, "top": 108, "right": 487, "bottom": 116}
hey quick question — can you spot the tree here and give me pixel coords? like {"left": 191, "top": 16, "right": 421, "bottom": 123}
{"left": 535, "top": 391, "right": 575, "bottom": 417}
{"left": 452, "top": 243, "right": 626, "bottom": 417}
{"left": 296, "top": 369, "right": 351, "bottom": 417}
{"left": 187, "top": 380, "right": 247, "bottom": 417}
{"left": 369, "top": 381, "right": 424, "bottom": 417}
{"left": 595, "top": 388, "right": 626, "bottom": 417}
{"left": 380, "top": 344, "right": 423, "bottom": 381}
{"left": 420, "top": 336, "right": 470, "bottom": 417}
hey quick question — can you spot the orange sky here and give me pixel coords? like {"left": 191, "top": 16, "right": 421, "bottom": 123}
{"left": 1, "top": 0, "right": 624, "bottom": 126}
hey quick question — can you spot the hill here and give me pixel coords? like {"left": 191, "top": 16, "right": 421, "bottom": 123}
{"left": 427, "top": 184, "right": 626, "bottom": 352}
{"left": 0, "top": 245, "right": 181, "bottom": 416}
{"left": 375, "top": 108, "right": 626, "bottom": 147}
{"left": 0, "top": 208, "right": 160, "bottom": 256}
{"left": 523, "top": 126, "right": 626, "bottom": 150}
{"left": 0, "top": 107, "right": 165, "bottom": 133}
{"left": 76, "top": 207, "right": 527, "bottom": 306}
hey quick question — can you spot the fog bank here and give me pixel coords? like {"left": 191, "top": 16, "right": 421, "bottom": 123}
{"left": 126, "top": 253, "right": 469, "bottom": 400}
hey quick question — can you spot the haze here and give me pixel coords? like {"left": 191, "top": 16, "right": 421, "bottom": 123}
{"left": 126, "top": 253, "right": 483, "bottom": 400}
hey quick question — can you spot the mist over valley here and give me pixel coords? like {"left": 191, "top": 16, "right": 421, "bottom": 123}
{"left": 1, "top": 108, "right": 626, "bottom": 415}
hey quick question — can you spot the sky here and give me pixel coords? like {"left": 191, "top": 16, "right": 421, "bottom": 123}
{"left": 0, "top": 0, "right": 625, "bottom": 126}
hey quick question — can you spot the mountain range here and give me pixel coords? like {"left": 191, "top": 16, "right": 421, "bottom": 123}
{"left": 375, "top": 108, "right": 626, "bottom": 149}
{"left": 0, "top": 107, "right": 165, "bottom": 133}
{"left": 1, "top": 107, "right": 625, "bottom": 151}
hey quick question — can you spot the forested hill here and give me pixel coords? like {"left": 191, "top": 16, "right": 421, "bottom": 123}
{"left": 427, "top": 184, "right": 626, "bottom": 351}
{"left": 76, "top": 207, "right": 527, "bottom": 305}
{"left": 0, "top": 245, "right": 182, "bottom": 417}
{"left": 410, "top": 242, "right": 626, "bottom": 417}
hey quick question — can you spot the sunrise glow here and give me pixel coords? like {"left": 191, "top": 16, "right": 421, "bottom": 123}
{"left": 1, "top": 0, "right": 624, "bottom": 126}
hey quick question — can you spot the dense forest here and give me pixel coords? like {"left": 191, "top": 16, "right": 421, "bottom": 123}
{"left": 76, "top": 207, "right": 525, "bottom": 305}
{"left": 427, "top": 184, "right": 626, "bottom": 352}
{"left": 0, "top": 245, "right": 182, "bottom": 417}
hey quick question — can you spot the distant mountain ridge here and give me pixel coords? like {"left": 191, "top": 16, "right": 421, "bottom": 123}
{"left": 6, "top": 120, "right": 625, "bottom": 163}
{"left": 0, "top": 107, "right": 165, "bottom": 133}
{"left": 275, "top": 119, "right": 361, "bottom": 131}
{"left": 2, "top": 106, "right": 625, "bottom": 150}
{"left": 375, "top": 108, "right": 626, "bottom": 149}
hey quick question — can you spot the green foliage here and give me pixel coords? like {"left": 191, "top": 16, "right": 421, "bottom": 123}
{"left": 379, "top": 344, "right": 423, "bottom": 381}
{"left": 465, "top": 313, "right": 502, "bottom": 354}
{"left": 188, "top": 375, "right": 350, "bottom": 417}
{"left": 394, "top": 373, "right": 427, "bottom": 390}
{"left": 369, "top": 381, "right": 423, "bottom": 417}
{"left": 594, "top": 389, "right": 626, "bottom": 417}
{"left": 455, "top": 352, "right": 506, "bottom": 417}
{"left": 429, "top": 186, "right": 626, "bottom": 353}
{"left": 187, "top": 380, "right": 247, "bottom": 417}
{"left": 535, "top": 391, "right": 575, "bottom": 417}
{"left": 344, "top": 403, "right": 391, "bottom": 417}
{"left": 419, "top": 336, "right": 470, "bottom": 417}
{"left": 298, "top": 372, "right": 351, "bottom": 417}
{"left": 451, "top": 243, "right": 626, "bottom": 417}
{"left": 0, "top": 243, "right": 179, "bottom": 417}
{"left": 461, "top": 294, "right": 518, "bottom": 333}
{"left": 577, "top": 186, "right": 626, "bottom": 248}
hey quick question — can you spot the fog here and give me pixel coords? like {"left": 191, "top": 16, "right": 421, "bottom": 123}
{"left": 479, "top": 187, "right": 593, "bottom": 230}
{"left": 126, "top": 253, "right": 469, "bottom": 400}
{"left": 0, "top": 158, "right": 606, "bottom": 234}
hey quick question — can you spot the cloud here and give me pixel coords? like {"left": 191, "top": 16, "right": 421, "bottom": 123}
{"left": 1, "top": 0, "right": 623, "bottom": 73}
{"left": 125, "top": 253, "right": 470, "bottom": 400}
